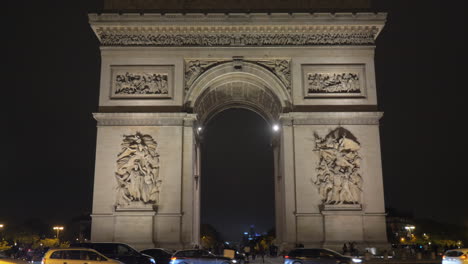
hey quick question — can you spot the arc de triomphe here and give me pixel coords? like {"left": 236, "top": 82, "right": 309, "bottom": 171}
{"left": 88, "top": 8, "right": 389, "bottom": 251}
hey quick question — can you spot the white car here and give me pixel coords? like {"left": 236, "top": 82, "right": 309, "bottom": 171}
{"left": 443, "top": 249, "right": 468, "bottom": 264}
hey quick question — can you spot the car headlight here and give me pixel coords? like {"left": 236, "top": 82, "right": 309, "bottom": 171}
{"left": 232, "top": 260, "right": 237, "bottom": 263}
{"left": 352, "top": 258, "right": 362, "bottom": 263}
{"left": 150, "top": 258, "right": 156, "bottom": 264}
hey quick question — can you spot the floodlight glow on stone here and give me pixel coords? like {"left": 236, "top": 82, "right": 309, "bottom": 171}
{"left": 198, "top": 126, "right": 202, "bottom": 132}
{"left": 272, "top": 124, "right": 280, "bottom": 131}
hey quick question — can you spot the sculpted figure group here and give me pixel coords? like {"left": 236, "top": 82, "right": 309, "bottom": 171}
{"left": 313, "top": 127, "right": 363, "bottom": 205}
{"left": 115, "top": 132, "right": 161, "bottom": 207}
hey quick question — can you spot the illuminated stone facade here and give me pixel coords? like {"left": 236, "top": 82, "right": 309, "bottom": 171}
{"left": 89, "top": 12, "right": 389, "bottom": 251}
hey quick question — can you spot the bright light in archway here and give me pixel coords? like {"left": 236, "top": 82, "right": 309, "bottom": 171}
{"left": 197, "top": 126, "right": 202, "bottom": 132}
{"left": 272, "top": 124, "right": 280, "bottom": 132}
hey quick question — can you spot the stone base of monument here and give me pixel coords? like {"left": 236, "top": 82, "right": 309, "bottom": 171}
{"left": 115, "top": 202, "right": 157, "bottom": 211}
{"left": 322, "top": 204, "right": 362, "bottom": 211}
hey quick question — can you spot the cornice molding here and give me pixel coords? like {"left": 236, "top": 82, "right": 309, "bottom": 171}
{"left": 93, "top": 112, "right": 197, "bottom": 126}
{"left": 89, "top": 13, "right": 386, "bottom": 47}
{"left": 279, "top": 112, "right": 383, "bottom": 125}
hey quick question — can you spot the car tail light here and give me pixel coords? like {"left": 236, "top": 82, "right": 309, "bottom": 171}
{"left": 284, "top": 256, "right": 289, "bottom": 259}
{"left": 460, "top": 254, "right": 467, "bottom": 260}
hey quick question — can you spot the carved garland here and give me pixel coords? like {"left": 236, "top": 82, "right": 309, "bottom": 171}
{"left": 312, "top": 127, "right": 363, "bottom": 205}
{"left": 115, "top": 132, "right": 161, "bottom": 209}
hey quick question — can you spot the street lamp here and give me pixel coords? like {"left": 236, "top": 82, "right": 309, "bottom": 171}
{"left": 404, "top": 225, "right": 415, "bottom": 238}
{"left": 53, "top": 226, "right": 64, "bottom": 240}
{"left": 272, "top": 124, "right": 280, "bottom": 132}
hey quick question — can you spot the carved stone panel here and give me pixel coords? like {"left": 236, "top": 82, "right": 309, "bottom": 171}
{"left": 115, "top": 132, "right": 161, "bottom": 210}
{"left": 302, "top": 65, "right": 365, "bottom": 98}
{"left": 312, "top": 127, "right": 363, "bottom": 208}
{"left": 110, "top": 65, "right": 174, "bottom": 99}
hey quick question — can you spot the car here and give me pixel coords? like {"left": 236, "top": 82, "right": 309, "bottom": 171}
{"left": 41, "top": 248, "right": 120, "bottom": 264}
{"left": 140, "top": 249, "right": 173, "bottom": 264}
{"left": 170, "top": 250, "right": 233, "bottom": 264}
{"left": 70, "top": 243, "right": 155, "bottom": 264}
{"left": 232, "top": 252, "right": 245, "bottom": 264}
{"left": 284, "top": 248, "right": 363, "bottom": 264}
{"left": 443, "top": 248, "right": 468, "bottom": 264}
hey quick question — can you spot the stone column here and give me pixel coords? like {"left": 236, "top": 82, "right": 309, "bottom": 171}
{"left": 280, "top": 112, "right": 389, "bottom": 252}
{"left": 278, "top": 116, "right": 297, "bottom": 250}
{"left": 91, "top": 113, "right": 196, "bottom": 250}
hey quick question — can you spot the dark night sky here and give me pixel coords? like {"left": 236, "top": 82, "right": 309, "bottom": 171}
{"left": 3, "top": 0, "right": 467, "bottom": 240}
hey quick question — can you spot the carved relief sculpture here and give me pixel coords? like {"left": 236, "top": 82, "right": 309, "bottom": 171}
{"left": 255, "top": 59, "right": 291, "bottom": 91}
{"left": 302, "top": 64, "right": 365, "bottom": 98}
{"left": 184, "top": 59, "right": 291, "bottom": 92}
{"left": 184, "top": 59, "right": 229, "bottom": 91}
{"left": 307, "top": 72, "right": 360, "bottom": 93}
{"left": 98, "top": 32, "right": 377, "bottom": 47}
{"left": 115, "top": 132, "right": 161, "bottom": 209}
{"left": 115, "top": 72, "right": 168, "bottom": 95}
{"left": 111, "top": 65, "right": 174, "bottom": 99}
{"left": 312, "top": 127, "right": 363, "bottom": 205}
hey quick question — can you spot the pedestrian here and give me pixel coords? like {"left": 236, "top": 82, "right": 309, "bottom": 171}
{"left": 349, "top": 242, "right": 355, "bottom": 256}
{"left": 342, "top": 243, "right": 348, "bottom": 255}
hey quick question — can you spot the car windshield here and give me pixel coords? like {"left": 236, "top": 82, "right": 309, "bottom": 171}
{"left": 322, "top": 249, "right": 343, "bottom": 257}
{"left": 446, "top": 251, "right": 464, "bottom": 257}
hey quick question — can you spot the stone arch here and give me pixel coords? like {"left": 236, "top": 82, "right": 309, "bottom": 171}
{"left": 184, "top": 61, "right": 292, "bottom": 124}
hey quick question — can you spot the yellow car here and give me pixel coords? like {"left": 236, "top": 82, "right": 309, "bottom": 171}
{"left": 42, "top": 248, "right": 121, "bottom": 264}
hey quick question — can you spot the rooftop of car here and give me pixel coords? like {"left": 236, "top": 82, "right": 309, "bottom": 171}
{"left": 46, "top": 248, "right": 102, "bottom": 251}
{"left": 446, "top": 249, "right": 468, "bottom": 253}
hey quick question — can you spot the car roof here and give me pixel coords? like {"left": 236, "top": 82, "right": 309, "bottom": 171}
{"left": 446, "top": 249, "right": 468, "bottom": 252}
{"left": 47, "top": 248, "right": 102, "bottom": 251}
{"left": 141, "top": 248, "right": 172, "bottom": 251}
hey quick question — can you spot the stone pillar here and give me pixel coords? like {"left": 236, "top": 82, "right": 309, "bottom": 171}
{"left": 278, "top": 117, "right": 297, "bottom": 250}
{"left": 279, "top": 112, "right": 389, "bottom": 252}
{"left": 91, "top": 113, "right": 196, "bottom": 250}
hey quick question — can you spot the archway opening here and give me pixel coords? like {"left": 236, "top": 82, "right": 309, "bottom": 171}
{"left": 200, "top": 108, "right": 275, "bottom": 246}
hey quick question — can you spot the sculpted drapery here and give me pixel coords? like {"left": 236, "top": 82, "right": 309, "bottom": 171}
{"left": 312, "top": 127, "right": 363, "bottom": 205}
{"left": 115, "top": 132, "right": 161, "bottom": 207}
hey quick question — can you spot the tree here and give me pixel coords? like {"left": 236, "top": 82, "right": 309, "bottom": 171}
{"left": 200, "top": 224, "right": 223, "bottom": 250}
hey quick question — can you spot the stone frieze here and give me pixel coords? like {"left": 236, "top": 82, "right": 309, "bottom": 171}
{"left": 98, "top": 32, "right": 376, "bottom": 46}
{"left": 307, "top": 72, "right": 360, "bottom": 94}
{"left": 114, "top": 72, "right": 169, "bottom": 95}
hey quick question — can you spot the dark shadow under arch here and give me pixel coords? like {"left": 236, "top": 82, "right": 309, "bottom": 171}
{"left": 200, "top": 108, "right": 275, "bottom": 242}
